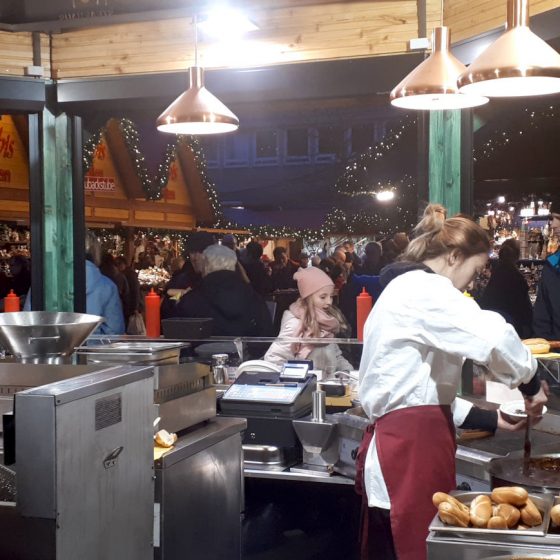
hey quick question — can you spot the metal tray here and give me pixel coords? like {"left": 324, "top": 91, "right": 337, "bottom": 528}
{"left": 77, "top": 342, "right": 186, "bottom": 353}
{"left": 429, "top": 491, "right": 553, "bottom": 537}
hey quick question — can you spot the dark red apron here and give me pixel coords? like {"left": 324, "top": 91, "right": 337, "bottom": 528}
{"left": 355, "top": 405, "right": 456, "bottom": 560}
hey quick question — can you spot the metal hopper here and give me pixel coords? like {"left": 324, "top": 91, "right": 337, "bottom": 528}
{"left": 0, "top": 311, "right": 103, "bottom": 363}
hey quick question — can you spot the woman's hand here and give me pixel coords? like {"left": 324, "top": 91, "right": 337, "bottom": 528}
{"left": 524, "top": 380, "right": 549, "bottom": 418}
{"left": 497, "top": 411, "right": 527, "bottom": 432}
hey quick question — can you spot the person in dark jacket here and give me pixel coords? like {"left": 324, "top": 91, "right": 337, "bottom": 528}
{"left": 115, "top": 256, "right": 142, "bottom": 320}
{"left": 480, "top": 239, "right": 533, "bottom": 338}
{"left": 172, "top": 244, "right": 273, "bottom": 337}
{"left": 534, "top": 199, "right": 560, "bottom": 339}
{"left": 241, "top": 241, "right": 272, "bottom": 296}
{"left": 356, "top": 242, "right": 382, "bottom": 276}
{"left": 271, "top": 246, "right": 298, "bottom": 290}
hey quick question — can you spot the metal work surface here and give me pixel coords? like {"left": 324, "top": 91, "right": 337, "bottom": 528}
{"left": 244, "top": 467, "right": 355, "bottom": 485}
{"left": 156, "top": 416, "right": 246, "bottom": 467}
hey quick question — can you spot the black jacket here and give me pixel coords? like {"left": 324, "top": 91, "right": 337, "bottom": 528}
{"left": 171, "top": 270, "right": 273, "bottom": 337}
{"left": 533, "top": 258, "right": 560, "bottom": 340}
{"left": 479, "top": 261, "right": 533, "bottom": 338}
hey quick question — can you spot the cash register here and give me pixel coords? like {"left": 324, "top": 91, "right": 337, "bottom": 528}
{"left": 219, "top": 362, "right": 316, "bottom": 470}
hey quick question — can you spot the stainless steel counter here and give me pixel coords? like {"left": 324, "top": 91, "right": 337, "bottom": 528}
{"left": 244, "top": 467, "right": 355, "bottom": 485}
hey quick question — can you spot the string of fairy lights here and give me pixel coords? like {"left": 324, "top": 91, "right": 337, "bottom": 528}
{"left": 474, "top": 105, "right": 560, "bottom": 163}
{"left": 84, "top": 117, "right": 417, "bottom": 239}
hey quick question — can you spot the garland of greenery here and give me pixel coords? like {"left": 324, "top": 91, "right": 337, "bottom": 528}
{"left": 85, "top": 116, "right": 417, "bottom": 238}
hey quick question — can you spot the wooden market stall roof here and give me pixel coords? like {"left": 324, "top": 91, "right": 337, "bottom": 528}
{"left": 1, "top": 1, "right": 559, "bottom": 80}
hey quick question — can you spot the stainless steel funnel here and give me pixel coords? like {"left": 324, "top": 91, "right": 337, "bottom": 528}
{"left": 293, "top": 417, "right": 338, "bottom": 471}
{"left": 0, "top": 311, "right": 103, "bottom": 363}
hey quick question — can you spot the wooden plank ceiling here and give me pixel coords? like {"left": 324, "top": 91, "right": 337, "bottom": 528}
{"left": 0, "top": 0, "right": 559, "bottom": 79}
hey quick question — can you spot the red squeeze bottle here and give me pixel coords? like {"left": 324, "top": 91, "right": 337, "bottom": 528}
{"left": 4, "top": 290, "right": 20, "bottom": 313}
{"left": 145, "top": 288, "right": 161, "bottom": 338}
{"left": 356, "top": 287, "right": 373, "bottom": 341}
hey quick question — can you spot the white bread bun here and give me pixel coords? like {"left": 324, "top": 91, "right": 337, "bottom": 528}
{"left": 523, "top": 338, "right": 548, "bottom": 345}
{"left": 487, "top": 516, "right": 508, "bottom": 529}
{"left": 470, "top": 495, "right": 492, "bottom": 528}
{"left": 432, "top": 492, "right": 469, "bottom": 515}
{"left": 438, "top": 502, "right": 469, "bottom": 527}
{"left": 550, "top": 504, "right": 560, "bottom": 526}
{"left": 155, "top": 429, "right": 177, "bottom": 448}
{"left": 491, "top": 486, "right": 528, "bottom": 507}
{"left": 519, "top": 498, "right": 542, "bottom": 527}
{"left": 494, "top": 503, "right": 521, "bottom": 528}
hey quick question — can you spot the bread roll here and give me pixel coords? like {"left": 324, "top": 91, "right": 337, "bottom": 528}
{"left": 529, "top": 343, "right": 550, "bottom": 355}
{"left": 523, "top": 338, "right": 548, "bottom": 345}
{"left": 432, "top": 492, "right": 469, "bottom": 515}
{"left": 491, "top": 486, "right": 529, "bottom": 507}
{"left": 155, "top": 429, "right": 177, "bottom": 448}
{"left": 470, "top": 495, "right": 492, "bottom": 528}
{"left": 487, "top": 516, "right": 508, "bottom": 529}
{"left": 494, "top": 503, "right": 521, "bottom": 528}
{"left": 519, "top": 498, "right": 542, "bottom": 527}
{"left": 438, "top": 502, "right": 469, "bottom": 528}
{"left": 550, "top": 504, "right": 560, "bottom": 526}
{"left": 523, "top": 338, "right": 551, "bottom": 354}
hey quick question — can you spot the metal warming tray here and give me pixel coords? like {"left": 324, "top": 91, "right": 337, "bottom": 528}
{"left": 76, "top": 342, "right": 187, "bottom": 365}
{"left": 429, "top": 491, "right": 553, "bottom": 538}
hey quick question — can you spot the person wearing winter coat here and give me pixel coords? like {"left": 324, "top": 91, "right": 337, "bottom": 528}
{"left": 534, "top": 198, "right": 560, "bottom": 339}
{"left": 480, "top": 239, "right": 533, "bottom": 338}
{"left": 171, "top": 244, "right": 273, "bottom": 338}
{"left": 264, "top": 266, "right": 352, "bottom": 373}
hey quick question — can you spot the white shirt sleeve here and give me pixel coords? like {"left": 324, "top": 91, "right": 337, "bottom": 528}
{"left": 452, "top": 397, "right": 473, "bottom": 427}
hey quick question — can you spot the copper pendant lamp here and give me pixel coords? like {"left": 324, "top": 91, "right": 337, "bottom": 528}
{"left": 458, "top": 0, "right": 560, "bottom": 97}
{"left": 390, "top": 27, "right": 489, "bottom": 110}
{"left": 156, "top": 17, "right": 239, "bottom": 135}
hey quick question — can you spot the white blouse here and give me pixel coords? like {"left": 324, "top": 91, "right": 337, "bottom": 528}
{"left": 358, "top": 269, "right": 537, "bottom": 509}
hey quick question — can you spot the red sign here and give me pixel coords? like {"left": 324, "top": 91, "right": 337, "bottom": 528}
{"left": 85, "top": 176, "right": 116, "bottom": 192}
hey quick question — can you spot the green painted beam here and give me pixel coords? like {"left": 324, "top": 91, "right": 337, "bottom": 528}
{"left": 428, "top": 110, "right": 462, "bottom": 217}
{"left": 42, "top": 109, "right": 74, "bottom": 311}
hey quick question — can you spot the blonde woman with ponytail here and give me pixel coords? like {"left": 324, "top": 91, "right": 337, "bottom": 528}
{"left": 355, "top": 208, "right": 547, "bottom": 560}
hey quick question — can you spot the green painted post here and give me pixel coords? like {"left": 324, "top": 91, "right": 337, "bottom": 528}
{"left": 428, "top": 110, "right": 462, "bottom": 216}
{"left": 42, "top": 109, "right": 74, "bottom": 312}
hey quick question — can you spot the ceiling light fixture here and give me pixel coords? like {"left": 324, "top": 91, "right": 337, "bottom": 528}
{"left": 390, "top": 25, "right": 489, "bottom": 110}
{"left": 458, "top": 0, "right": 560, "bottom": 97}
{"left": 198, "top": 9, "right": 258, "bottom": 40}
{"left": 156, "top": 15, "right": 239, "bottom": 135}
{"left": 376, "top": 190, "right": 395, "bottom": 202}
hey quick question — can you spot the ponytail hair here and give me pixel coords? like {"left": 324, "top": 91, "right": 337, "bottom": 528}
{"left": 403, "top": 214, "right": 490, "bottom": 263}
{"left": 413, "top": 203, "right": 447, "bottom": 239}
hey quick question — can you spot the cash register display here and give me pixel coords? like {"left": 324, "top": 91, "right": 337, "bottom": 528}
{"left": 280, "top": 362, "right": 309, "bottom": 380}
{"left": 222, "top": 383, "right": 300, "bottom": 404}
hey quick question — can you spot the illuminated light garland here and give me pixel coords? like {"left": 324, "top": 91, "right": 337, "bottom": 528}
{"left": 84, "top": 117, "right": 418, "bottom": 238}
{"left": 474, "top": 105, "right": 560, "bottom": 163}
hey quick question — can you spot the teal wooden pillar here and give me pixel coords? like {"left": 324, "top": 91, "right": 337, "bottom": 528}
{"left": 41, "top": 109, "right": 75, "bottom": 312}
{"left": 428, "top": 110, "right": 462, "bottom": 216}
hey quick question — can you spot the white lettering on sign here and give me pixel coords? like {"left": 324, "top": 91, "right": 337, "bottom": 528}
{"left": 85, "top": 176, "right": 116, "bottom": 192}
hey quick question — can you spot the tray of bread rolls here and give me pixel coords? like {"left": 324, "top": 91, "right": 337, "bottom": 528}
{"left": 546, "top": 497, "right": 560, "bottom": 539}
{"left": 429, "top": 488, "right": 553, "bottom": 537}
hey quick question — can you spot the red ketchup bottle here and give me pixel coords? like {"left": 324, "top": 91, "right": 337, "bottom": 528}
{"left": 356, "top": 287, "right": 373, "bottom": 341}
{"left": 4, "top": 290, "right": 20, "bottom": 313}
{"left": 145, "top": 288, "right": 161, "bottom": 338}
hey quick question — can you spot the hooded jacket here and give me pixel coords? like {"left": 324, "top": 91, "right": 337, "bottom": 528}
{"left": 172, "top": 270, "right": 273, "bottom": 337}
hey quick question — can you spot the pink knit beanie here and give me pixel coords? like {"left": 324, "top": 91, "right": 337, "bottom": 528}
{"left": 294, "top": 267, "right": 334, "bottom": 299}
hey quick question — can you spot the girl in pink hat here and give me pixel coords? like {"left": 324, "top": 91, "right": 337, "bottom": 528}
{"left": 264, "top": 267, "right": 352, "bottom": 373}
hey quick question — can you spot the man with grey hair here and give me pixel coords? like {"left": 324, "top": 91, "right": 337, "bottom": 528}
{"left": 172, "top": 245, "right": 273, "bottom": 337}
